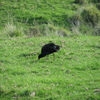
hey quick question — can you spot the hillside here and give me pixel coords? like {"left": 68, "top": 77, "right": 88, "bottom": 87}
{"left": 0, "top": 0, "right": 100, "bottom": 37}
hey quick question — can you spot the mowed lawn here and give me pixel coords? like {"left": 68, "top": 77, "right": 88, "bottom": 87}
{"left": 0, "top": 36, "right": 100, "bottom": 100}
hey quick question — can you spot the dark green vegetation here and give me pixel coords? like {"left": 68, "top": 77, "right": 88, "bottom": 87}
{"left": 0, "top": 0, "right": 100, "bottom": 100}
{"left": 0, "top": 36, "right": 100, "bottom": 100}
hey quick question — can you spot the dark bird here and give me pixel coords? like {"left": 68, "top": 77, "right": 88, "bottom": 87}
{"left": 38, "top": 43, "right": 61, "bottom": 59}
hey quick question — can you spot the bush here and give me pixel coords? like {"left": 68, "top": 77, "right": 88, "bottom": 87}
{"left": 96, "top": 3, "right": 100, "bottom": 10}
{"left": 2, "top": 23, "right": 25, "bottom": 37}
{"left": 94, "top": 22, "right": 100, "bottom": 35}
{"left": 81, "top": 6, "right": 100, "bottom": 27}
{"left": 73, "top": 0, "right": 88, "bottom": 4}
{"left": 89, "top": 0, "right": 100, "bottom": 3}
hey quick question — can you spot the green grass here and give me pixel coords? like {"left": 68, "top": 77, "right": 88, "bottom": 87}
{"left": 0, "top": 0, "right": 74, "bottom": 27}
{"left": 0, "top": 36, "right": 100, "bottom": 100}
{"left": 0, "top": 0, "right": 100, "bottom": 99}
{"left": 0, "top": 0, "right": 100, "bottom": 36}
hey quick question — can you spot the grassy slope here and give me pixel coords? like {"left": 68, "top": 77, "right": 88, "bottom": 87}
{"left": 0, "top": 0, "right": 100, "bottom": 37}
{"left": 0, "top": 36, "right": 100, "bottom": 100}
{"left": 0, "top": 0, "right": 74, "bottom": 27}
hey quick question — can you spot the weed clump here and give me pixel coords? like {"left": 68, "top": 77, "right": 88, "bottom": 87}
{"left": 96, "top": 3, "right": 100, "bottom": 10}
{"left": 81, "top": 6, "right": 100, "bottom": 27}
{"left": 73, "top": 0, "right": 88, "bottom": 4}
{"left": 2, "top": 23, "right": 25, "bottom": 37}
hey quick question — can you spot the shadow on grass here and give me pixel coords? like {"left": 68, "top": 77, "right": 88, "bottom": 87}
{"left": 12, "top": 72, "right": 25, "bottom": 75}
{"left": 0, "top": 60, "right": 10, "bottom": 63}
{"left": 90, "top": 46, "right": 100, "bottom": 49}
{"left": 0, "top": 89, "right": 30, "bottom": 98}
{"left": 0, "top": 89, "right": 15, "bottom": 97}
{"left": 19, "top": 53, "right": 60, "bottom": 63}
{"left": 0, "top": 89, "right": 5, "bottom": 96}
{"left": 30, "top": 58, "right": 50, "bottom": 63}
{"left": 30, "top": 60, "right": 39, "bottom": 63}
{"left": 19, "top": 53, "right": 46, "bottom": 63}
{"left": 19, "top": 53, "right": 37, "bottom": 57}
{"left": 19, "top": 52, "right": 39, "bottom": 61}
{"left": 75, "top": 66, "right": 99, "bottom": 71}
{"left": 19, "top": 90, "right": 30, "bottom": 97}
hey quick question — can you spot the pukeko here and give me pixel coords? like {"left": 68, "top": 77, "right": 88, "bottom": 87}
{"left": 38, "top": 43, "right": 61, "bottom": 59}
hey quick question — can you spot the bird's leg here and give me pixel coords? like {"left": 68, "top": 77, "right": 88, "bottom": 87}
{"left": 53, "top": 53, "right": 55, "bottom": 60}
{"left": 46, "top": 55, "right": 49, "bottom": 61}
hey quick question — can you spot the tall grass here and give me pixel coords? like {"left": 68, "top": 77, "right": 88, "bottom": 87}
{"left": 0, "top": 19, "right": 72, "bottom": 38}
{"left": 3, "top": 23, "right": 24, "bottom": 37}
{"left": 68, "top": 3, "right": 100, "bottom": 36}
{"left": 1, "top": 18, "right": 100, "bottom": 39}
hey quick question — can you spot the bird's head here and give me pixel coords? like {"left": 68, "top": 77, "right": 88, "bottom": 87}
{"left": 54, "top": 45, "right": 61, "bottom": 51}
{"left": 38, "top": 54, "right": 41, "bottom": 60}
{"left": 38, "top": 53, "right": 46, "bottom": 60}
{"left": 38, "top": 52, "right": 51, "bottom": 60}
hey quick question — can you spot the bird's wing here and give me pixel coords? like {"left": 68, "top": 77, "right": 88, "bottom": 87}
{"left": 42, "top": 45, "right": 56, "bottom": 53}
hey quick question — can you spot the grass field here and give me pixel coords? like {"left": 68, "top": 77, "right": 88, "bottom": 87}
{"left": 0, "top": 36, "right": 100, "bottom": 100}
{"left": 0, "top": 0, "right": 100, "bottom": 99}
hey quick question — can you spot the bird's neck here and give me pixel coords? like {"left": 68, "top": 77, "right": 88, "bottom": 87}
{"left": 40, "top": 52, "right": 51, "bottom": 57}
